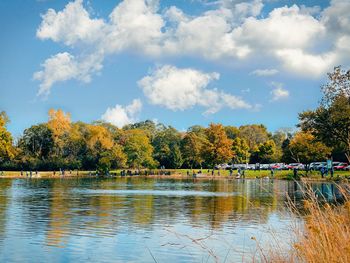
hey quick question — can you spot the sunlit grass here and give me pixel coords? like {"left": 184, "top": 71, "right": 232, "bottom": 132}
{"left": 257, "top": 183, "right": 350, "bottom": 263}
{"left": 1, "top": 169, "right": 350, "bottom": 180}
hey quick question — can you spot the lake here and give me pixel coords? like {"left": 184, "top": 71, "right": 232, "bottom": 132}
{"left": 0, "top": 177, "right": 341, "bottom": 262}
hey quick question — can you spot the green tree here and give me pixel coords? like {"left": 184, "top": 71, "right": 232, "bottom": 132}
{"left": 239, "top": 124, "right": 270, "bottom": 151}
{"left": 123, "top": 129, "right": 156, "bottom": 168}
{"left": 18, "top": 124, "right": 54, "bottom": 160}
{"left": 224, "top": 126, "right": 240, "bottom": 140}
{"left": 97, "top": 144, "right": 127, "bottom": 173}
{"left": 124, "top": 120, "right": 165, "bottom": 140}
{"left": 170, "top": 144, "right": 183, "bottom": 168}
{"left": 252, "top": 140, "right": 277, "bottom": 163}
{"left": 152, "top": 127, "right": 182, "bottom": 168}
{"left": 181, "top": 132, "right": 206, "bottom": 168}
{"left": 299, "top": 66, "right": 350, "bottom": 161}
{"left": 232, "top": 137, "right": 250, "bottom": 163}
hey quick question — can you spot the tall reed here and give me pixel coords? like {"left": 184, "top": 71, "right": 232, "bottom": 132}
{"left": 262, "top": 183, "right": 350, "bottom": 263}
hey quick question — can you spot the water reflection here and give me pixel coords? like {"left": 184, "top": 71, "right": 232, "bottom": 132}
{"left": 0, "top": 178, "right": 343, "bottom": 262}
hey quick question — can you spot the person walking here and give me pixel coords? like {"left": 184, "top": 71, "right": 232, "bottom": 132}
{"left": 320, "top": 166, "right": 325, "bottom": 178}
{"left": 293, "top": 168, "right": 298, "bottom": 179}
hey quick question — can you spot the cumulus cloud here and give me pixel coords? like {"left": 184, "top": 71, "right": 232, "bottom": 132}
{"left": 138, "top": 65, "right": 252, "bottom": 114}
{"left": 33, "top": 52, "right": 103, "bottom": 96}
{"left": 250, "top": 68, "right": 278, "bottom": 76}
{"left": 34, "top": 0, "right": 350, "bottom": 94}
{"left": 270, "top": 82, "right": 289, "bottom": 101}
{"left": 36, "top": 0, "right": 105, "bottom": 46}
{"left": 101, "top": 99, "right": 142, "bottom": 128}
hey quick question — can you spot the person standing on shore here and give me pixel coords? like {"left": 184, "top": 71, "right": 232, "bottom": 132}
{"left": 320, "top": 166, "right": 326, "bottom": 178}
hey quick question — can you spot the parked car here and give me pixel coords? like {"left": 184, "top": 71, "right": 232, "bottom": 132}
{"left": 343, "top": 165, "right": 350, "bottom": 171}
{"left": 334, "top": 162, "right": 348, "bottom": 170}
{"left": 215, "top": 163, "right": 231, "bottom": 169}
{"left": 316, "top": 162, "right": 327, "bottom": 170}
{"left": 286, "top": 163, "right": 305, "bottom": 170}
{"left": 260, "top": 164, "right": 270, "bottom": 170}
{"left": 270, "top": 163, "right": 284, "bottom": 170}
{"left": 309, "top": 162, "right": 326, "bottom": 170}
{"left": 332, "top": 161, "right": 340, "bottom": 166}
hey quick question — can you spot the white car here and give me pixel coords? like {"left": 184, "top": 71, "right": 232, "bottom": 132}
{"left": 287, "top": 163, "right": 305, "bottom": 170}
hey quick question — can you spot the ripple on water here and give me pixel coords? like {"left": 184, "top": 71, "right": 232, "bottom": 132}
{"left": 0, "top": 178, "right": 336, "bottom": 262}
{"left": 71, "top": 189, "right": 241, "bottom": 197}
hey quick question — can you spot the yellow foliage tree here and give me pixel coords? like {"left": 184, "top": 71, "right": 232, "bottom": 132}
{"left": 47, "top": 109, "right": 71, "bottom": 155}
{"left": 0, "top": 111, "right": 15, "bottom": 164}
{"left": 203, "top": 123, "right": 233, "bottom": 167}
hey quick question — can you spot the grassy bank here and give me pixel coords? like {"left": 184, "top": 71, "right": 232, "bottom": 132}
{"left": 1, "top": 169, "right": 350, "bottom": 181}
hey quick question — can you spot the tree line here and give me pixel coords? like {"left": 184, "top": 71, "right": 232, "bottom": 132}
{"left": 1, "top": 67, "right": 349, "bottom": 171}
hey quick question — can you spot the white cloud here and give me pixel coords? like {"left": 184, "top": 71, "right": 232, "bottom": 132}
{"left": 138, "top": 65, "right": 251, "bottom": 114}
{"left": 234, "top": 5, "right": 325, "bottom": 50}
{"left": 270, "top": 82, "right": 289, "bottom": 101}
{"left": 321, "top": 0, "right": 350, "bottom": 36}
{"left": 33, "top": 52, "right": 103, "bottom": 96}
{"left": 275, "top": 49, "right": 336, "bottom": 77}
{"left": 36, "top": 0, "right": 105, "bottom": 46}
{"left": 106, "top": 0, "right": 164, "bottom": 55}
{"left": 34, "top": 0, "right": 350, "bottom": 94}
{"left": 250, "top": 68, "right": 278, "bottom": 76}
{"left": 101, "top": 99, "right": 142, "bottom": 128}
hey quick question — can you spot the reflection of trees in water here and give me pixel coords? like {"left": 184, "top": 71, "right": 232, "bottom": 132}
{"left": 42, "top": 178, "right": 288, "bottom": 245}
{"left": 16, "top": 179, "right": 54, "bottom": 236}
{"left": 0, "top": 179, "right": 12, "bottom": 244}
{"left": 200, "top": 179, "right": 279, "bottom": 229}
{"left": 3, "top": 178, "right": 320, "bottom": 247}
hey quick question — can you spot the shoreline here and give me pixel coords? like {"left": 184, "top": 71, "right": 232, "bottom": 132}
{"left": 0, "top": 171, "right": 346, "bottom": 182}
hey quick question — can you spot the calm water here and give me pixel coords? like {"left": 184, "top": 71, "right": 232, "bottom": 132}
{"left": 0, "top": 178, "right": 341, "bottom": 263}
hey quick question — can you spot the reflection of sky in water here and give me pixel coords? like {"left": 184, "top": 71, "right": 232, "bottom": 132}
{"left": 0, "top": 178, "right": 340, "bottom": 262}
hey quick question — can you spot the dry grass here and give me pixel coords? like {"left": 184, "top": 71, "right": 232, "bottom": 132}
{"left": 260, "top": 183, "right": 350, "bottom": 263}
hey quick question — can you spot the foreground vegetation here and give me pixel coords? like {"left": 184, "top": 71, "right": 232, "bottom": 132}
{"left": 1, "top": 67, "right": 350, "bottom": 175}
{"left": 257, "top": 183, "right": 350, "bottom": 263}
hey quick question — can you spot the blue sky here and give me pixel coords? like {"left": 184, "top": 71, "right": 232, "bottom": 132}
{"left": 1, "top": 0, "right": 349, "bottom": 137}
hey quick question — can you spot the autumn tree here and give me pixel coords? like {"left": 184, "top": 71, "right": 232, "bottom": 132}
{"left": 203, "top": 123, "right": 233, "bottom": 168}
{"left": 284, "top": 131, "right": 331, "bottom": 164}
{"left": 82, "top": 124, "right": 115, "bottom": 169}
{"left": 47, "top": 109, "right": 71, "bottom": 156}
{"left": 0, "top": 111, "right": 15, "bottom": 166}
